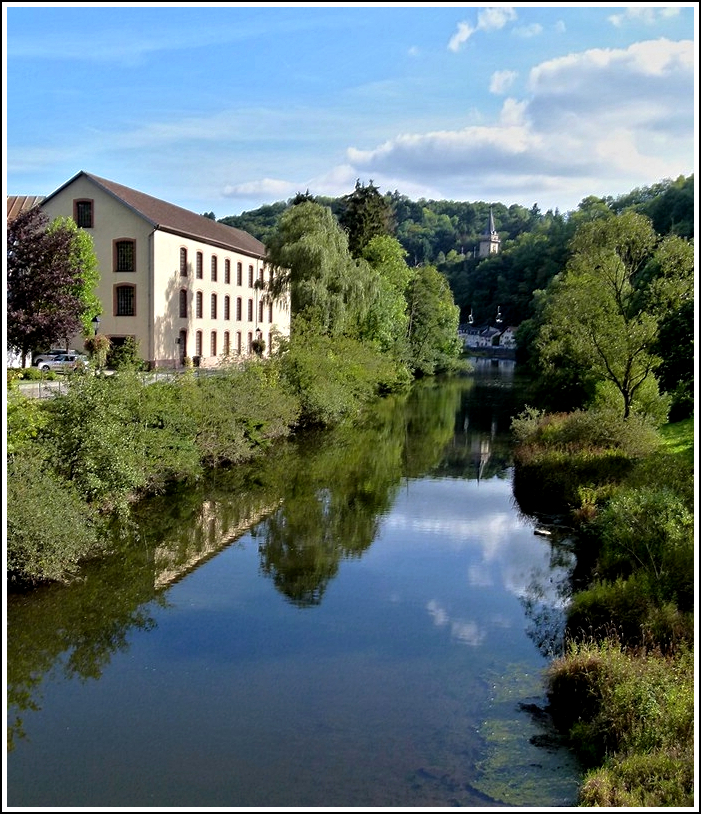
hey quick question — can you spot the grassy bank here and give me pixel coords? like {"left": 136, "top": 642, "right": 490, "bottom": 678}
{"left": 510, "top": 408, "right": 695, "bottom": 807}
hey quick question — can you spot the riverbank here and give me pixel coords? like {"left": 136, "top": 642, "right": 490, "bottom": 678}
{"left": 511, "top": 410, "right": 694, "bottom": 807}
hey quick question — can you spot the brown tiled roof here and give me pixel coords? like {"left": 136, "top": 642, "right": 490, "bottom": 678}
{"left": 7, "top": 195, "right": 45, "bottom": 221}
{"left": 42, "top": 171, "right": 267, "bottom": 258}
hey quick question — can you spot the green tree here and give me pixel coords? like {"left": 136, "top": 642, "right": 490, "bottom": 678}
{"left": 406, "top": 264, "right": 463, "bottom": 376}
{"left": 7, "top": 207, "right": 98, "bottom": 365}
{"left": 266, "top": 200, "right": 370, "bottom": 337}
{"left": 338, "top": 179, "right": 394, "bottom": 258}
{"left": 536, "top": 211, "right": 691, "bottom": 420}
{"left": 47, "top": 216, "right": 101, "bottom": 339}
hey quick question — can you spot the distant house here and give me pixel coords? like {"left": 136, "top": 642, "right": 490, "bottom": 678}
{"left": 498, "top": 326, "right": 518, "bottom": 349}
{"left": 38, "top": 171, "right": 291, "bottom": 368}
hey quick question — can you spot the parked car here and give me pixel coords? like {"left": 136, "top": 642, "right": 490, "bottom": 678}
{"left": 38, "top": 353, "right": 89, "bottom": 373}
{"left": 34, "top": 348, "right": 80, "bottom": 366}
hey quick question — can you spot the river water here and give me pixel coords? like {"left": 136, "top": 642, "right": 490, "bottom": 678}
{"left": 6, "top": 359, "right": 582, "bottom": 808}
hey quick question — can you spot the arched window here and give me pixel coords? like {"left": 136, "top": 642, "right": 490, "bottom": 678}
{"left": 114, "top": 284, "right": 136, "bottom": 316}
{"left": 236, "top": 331, "right": 242, "bottom": 353}
{"left": 224, "top": 295, "right": 230, "bottom": 320}
{"left": 196, "top": 291, "right": 203, "bottom": 319}
{"left": 248, "top": 265, "right": 254, "bottom": 287}
{"left": 180, "top": 247, "right": 188, "bottom": 276}
{"left": 195, "top": 331, "right": 203, "bottom": 356}
{"left": 210, "top": 331, "right": 217, "bottom": 357}
{"left": 224, "top": 259, "right": 231, "bottom": 284}
{"left": 114, "top": 239, "right": 136, "bottom": 272}
{"left": 237, "top": 262, "right": 243, "bottom": 286}
{"left": 236, "top": 297, "right": 242, "bottom": 320}
{"left": 179, "top": 289, "right": 187, "bottom": 318}
{"left": 196, "top": 252, "right": 203, "bottom": 279}
{"left": 247, "top": 299, "right": 253, "bottom": 321}
{"left": 223, "top": 331, "right": 230, "bottom": 355}
{"left": 211, "top": 293, "right": 217, "bottom": 319}
{"left": 211, "top": 255, "right": 218, "bottom": 282}
{"left": 268, "top": 302, "right": 273, "bottom": 322}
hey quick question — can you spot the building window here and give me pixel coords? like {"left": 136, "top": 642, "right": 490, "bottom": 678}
{"left": 224, "top": 259, "right": 231, "bottom": 284}
{"left": 74, "top": 199, "right": 93, "bottom": 228}
{"left": 259, "top": 268, "right": 264, "bottom": 284}
{"left": 179, "top": 289, "right": 188, "bottom": 318}
{"left": 247, "top": 299, "right": 253, "bottom": 321}
{"left": 224, "top": 295, "right": 230, "bottom": 320}
{"left": 268, "top": 303, "right": 273, "bottom": 323}
{"left": 180, "top": 247, "right": 188, "bottom": 276}
{"left": 223, "top": 331, "right": 230, "bottom": 355}
{"left": 196, "top": 291, "right": 203, "bottom": 318}
{"left": 211, "top": 293, "right": 217, "bottom": 319}
{"left": 247, "top": 331, "right": 253, "bottom": 353}
{"left": 237, "top": 262, "right": 243, "bottom": 286}
{"left": 211, "top": 331, "right": 217, "bottom": 357}
{"left": 211, "top": 255, "right": 218, "bottom": 282}
{"left": 195, "top": 331, "right": 202, "bottom": 357}
{"left": 248, "top": 265, "right": 254, "bottom": 287}
{"left": 114, "top": 239, "right": 135, "bottom": 272}
{"left": 258, "top": 300, "right": 264, "bottom": 323}
{"left": 236, "top": 331, "right": 242, "bottom": 353}
{"left": 196, "top": 252, "right": 203, "bottom": 279}
{"left": 236, "top": 297, "right": 242, "bottom": 321}
{"left": 115, "top": 285, "right": 135, "bottom": 316}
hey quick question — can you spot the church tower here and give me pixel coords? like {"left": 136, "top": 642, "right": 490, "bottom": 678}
{"left": 478, "top": 207, "right": 500, "bottom": 258}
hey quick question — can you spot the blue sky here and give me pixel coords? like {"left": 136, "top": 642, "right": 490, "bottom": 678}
{"left": 4, "top": 3, "right": 697, "bottom": 218}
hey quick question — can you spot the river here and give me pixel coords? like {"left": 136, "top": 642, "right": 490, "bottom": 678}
{"left": 6, "top": 358, "right": 582, "bottom": 808}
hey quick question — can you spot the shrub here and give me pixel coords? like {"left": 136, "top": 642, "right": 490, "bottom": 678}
{"left": 546, "top": 640, "right": 694, "bottom": 792}
{"left": 592, "top": 486, "right": 694, "bottom": 611}
{"left": 7, "top": 450, "right": 105, "bottom": 584}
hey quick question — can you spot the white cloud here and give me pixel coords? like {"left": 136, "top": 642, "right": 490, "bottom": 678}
{"left": 513, "top": 23, "right": 542, "bottom": 38}
{"left": 340, "top": 37, "right": 693, "bottom": 212}
{"left": 477, "top": 6, "right": 517, "bottom": 32}
{"left": 609, "top": 7, "right": 681, "bottom": 27}
{"left": 448, "top": 6, "right": 517, "bottom": 51}
{"left": 223, "top": 178, "right": 295, "bottom": 199}
{"left": 489, "top": 69, "right": 518, "bottom": 94}
{"left": 448, "top": 21, "right": 475, "bottom": 52}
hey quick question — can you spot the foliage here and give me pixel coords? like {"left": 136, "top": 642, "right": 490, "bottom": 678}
{"left": 277, "top": 326, "right": 406, "bottom": 428}
{"left": 6, "top": 390, "right": 51, "bottom": 455}
{"left": 83, "top": 333, "right": 112, "bottom": 370}
{"left": 590, "top": 486, "right": 694, "bottom": 611}
{"left": 106, "top": 336, "right": 145, "bottom": 371}
{"left": 545, "top": 641, "right": 694, "bottom": 806}
{"left": 338, "top": 179, "right": 395, "bottom": 258}
{"left": 7, "top": 207, "right": 89, "bottom": 365}
{"left": 46, "top": 216, "right": 101, "bottom": 338}
{"left": 406, "top": 264, "right": 464, "bottom": 376}
{"left": 357, "top": 235, "right": 412, "bottom": 362}
{"left": 7, "top": 449, "right": 104, "bottom": 585}
{"left": 536, "top": 211, "right": 690, "bottom": 419}
{"left": 266, "top": 200, "right": 369, "bottom": 338}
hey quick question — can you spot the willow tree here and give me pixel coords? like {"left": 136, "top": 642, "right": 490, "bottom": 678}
{"left": 537, "top": 211, "right": 693, "bottom": 420}
{"left": 266, "top": 200, "right": 372, "bottom": 337}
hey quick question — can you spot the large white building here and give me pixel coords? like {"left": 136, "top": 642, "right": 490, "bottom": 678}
{"left": 39, "top": 171, "right": 290, "bottom": 368}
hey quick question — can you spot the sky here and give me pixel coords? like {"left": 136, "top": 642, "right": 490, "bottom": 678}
{"left": 3, "top": 2, "right": 698, "bottom": 219}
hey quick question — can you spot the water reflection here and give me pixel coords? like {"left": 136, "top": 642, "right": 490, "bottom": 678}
{"left": 7, "top": 363, "right": 581, "bottom": 806}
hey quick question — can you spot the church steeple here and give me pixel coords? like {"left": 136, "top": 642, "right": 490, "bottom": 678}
{"left": 478, "top": 206, "right": 500, "bottom": 258}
